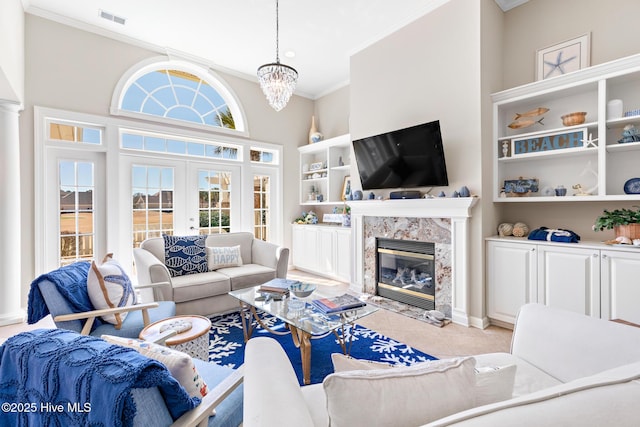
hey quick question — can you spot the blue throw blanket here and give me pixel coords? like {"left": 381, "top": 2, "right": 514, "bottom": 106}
{"left": 27, "top": 262, "right": 99, "bottom": 326}
{"left": 527, "top": 227, "right": 581, "bottom": 243}
{"left": 0, "top": 329, "right": 200, "bottom": 427}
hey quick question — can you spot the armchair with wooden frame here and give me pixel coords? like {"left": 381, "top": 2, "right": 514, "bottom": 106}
{"left": 29, "top": 262, "right": 176, "bottom": 338}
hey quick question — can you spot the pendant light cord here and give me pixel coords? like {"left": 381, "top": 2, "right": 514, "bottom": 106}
{"left": 275, "top": 0, "right": 280, "bottom": 63}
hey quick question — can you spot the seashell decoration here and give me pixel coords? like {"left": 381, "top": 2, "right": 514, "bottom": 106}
{"left": 498, "top": 223, "right": 513, "bottom": 237}
{"left": 512, "top": 222, "right": 529, "bottom": 237}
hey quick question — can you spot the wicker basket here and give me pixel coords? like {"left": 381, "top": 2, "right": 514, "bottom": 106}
{"left": 614, "top": 224, "right": 640, "bottom": 240}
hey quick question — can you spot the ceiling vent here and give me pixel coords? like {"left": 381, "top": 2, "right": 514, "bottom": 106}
{"left": 99, "top": 10, "right": 126, "bottom": 25}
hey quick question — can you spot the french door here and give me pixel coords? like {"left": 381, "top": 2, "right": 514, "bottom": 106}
{"left": 188, "top": 161, "right": 241, "bottom": 235}
{"left": 43, "top": 150, "right": 106, "bottom": 272}
{"left": 116, "top": 156, "right": 241, "bottom": 270}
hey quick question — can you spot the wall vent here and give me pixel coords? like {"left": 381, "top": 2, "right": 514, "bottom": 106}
{"left": 99, "top": 10, "right": 126, "bottom": 25}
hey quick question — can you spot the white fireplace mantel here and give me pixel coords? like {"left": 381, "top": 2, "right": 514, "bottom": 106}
{"left": 347, "top": 197, "right": 478, "bottom": 326}
{"left": 347, "top": 197, "right": 478, "bottom": 218}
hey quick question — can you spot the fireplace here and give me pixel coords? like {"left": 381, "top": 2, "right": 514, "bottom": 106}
{"left": 348, "top": 197, "right": 477, "bottom": 326}
{"left": 376, "top": 238, "right": 435, "bottom": 310}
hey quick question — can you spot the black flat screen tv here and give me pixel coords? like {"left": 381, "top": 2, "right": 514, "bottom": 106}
{"left": 352, "top": 120, "right": 449, "bottom": 191}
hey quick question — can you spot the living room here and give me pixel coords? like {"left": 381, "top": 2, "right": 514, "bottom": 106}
{"left": 2, "top": 0, "right": 640, "bottom": 425}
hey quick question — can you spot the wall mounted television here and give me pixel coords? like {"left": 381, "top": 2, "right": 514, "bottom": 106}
{"left": 352, "top": 120, "right": 449, "bottom": 191}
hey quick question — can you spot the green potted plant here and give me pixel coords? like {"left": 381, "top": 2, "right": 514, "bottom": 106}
{"left": 593, "top": 206, "right": 640, "bottom": 240}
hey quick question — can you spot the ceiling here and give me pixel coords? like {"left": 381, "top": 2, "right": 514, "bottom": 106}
{"left": 23, "top": 0, "right": 525, "bottom": 100}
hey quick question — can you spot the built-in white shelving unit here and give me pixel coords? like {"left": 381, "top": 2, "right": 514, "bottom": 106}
{"left": 298, "top": 134, "right": 351, "bottom": 205}
{"left": 492, "top": 54, "right": 640, "bottom": 202}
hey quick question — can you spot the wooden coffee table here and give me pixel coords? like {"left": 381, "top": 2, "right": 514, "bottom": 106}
{"left": 139, "top": 315, "right": 211, "bottom": 360}
{"left": 229, "top": 284, "right": 377, "bottom": 384}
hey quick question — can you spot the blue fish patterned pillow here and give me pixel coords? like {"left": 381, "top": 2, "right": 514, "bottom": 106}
{"left": 163, "top": 234, "right": 208, "bottom": 277}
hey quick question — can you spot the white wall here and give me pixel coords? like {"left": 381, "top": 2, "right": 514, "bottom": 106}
{"left": 504, "top": 0, "right": 640, "bottom": 90}
{"left": 0, "top": 0, "right": 24, "bottom": 103}
{"left": 349, "top": 0, "right": 501, "bottom": 324}
{"left": 20, "top": 14, "right": 313, "bottom": 304}
{"left": 479, "top": 0, "right": 504, "bottom": 321}
{"left": 313, "top": 85, "right": 350, "bottom": 139}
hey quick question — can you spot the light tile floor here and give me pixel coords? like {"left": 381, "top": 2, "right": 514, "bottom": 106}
{"left": 1, "top": 270, "right": 513, "bottom": 359}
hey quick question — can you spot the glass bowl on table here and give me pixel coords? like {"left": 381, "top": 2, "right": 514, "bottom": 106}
{"left": 288, "top": 282, "right": 316, "bottom": 298}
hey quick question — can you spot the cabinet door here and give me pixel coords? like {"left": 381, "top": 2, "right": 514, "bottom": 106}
{"left": 537, "top": 246, "right": 600, "bottom": 317}
{"left": 601, "top": 250, "right": 640, "bottom": 325}
{"left": 292, "top": 226, "right": 319, "bottom": 271}
{"left": 487, "top": 241, "right": 537, "bottom": 324}
{"left": 317, "top": 228, "right": 335, "bottom": 274}
{"left": 334, "top": 229, "right": 352, "bottom": 282}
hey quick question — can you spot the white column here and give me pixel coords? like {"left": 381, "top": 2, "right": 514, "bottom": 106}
{"left": 0, "top": 101, "right": 24, "bottom": 325}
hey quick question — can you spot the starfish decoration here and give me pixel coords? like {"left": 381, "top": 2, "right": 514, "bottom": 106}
{"left": 581, "top": 133, "right": 598, "bottom": 148}
{"left": 544, "top": 51, "right": 577, "bottom": 78}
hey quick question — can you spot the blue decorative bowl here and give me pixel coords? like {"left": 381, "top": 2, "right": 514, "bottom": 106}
{"left": 289, "top": 282, "right": 316, "bottom": 298}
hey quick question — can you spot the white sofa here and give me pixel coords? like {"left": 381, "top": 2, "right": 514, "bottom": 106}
{"left": 133, "top": 232, "right": 289, "bottom": 316}
{"left": 243, "top": 304, "right": 640, "bottom": 426}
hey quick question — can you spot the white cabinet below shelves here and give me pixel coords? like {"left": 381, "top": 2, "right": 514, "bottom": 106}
{"left": 537, "top": 245, "right": 600, "bottom": 317}
{"left": 601, "top": 249, "right": 640, "bottom": 325}
{"left": 486, "top": 241, "right": 536, "bottom": 325}
{"left": 487, "top": 238, "right": 640, "bottom": 325}
{"left": 292, "top": 224, "right": 351, "bottom": 283}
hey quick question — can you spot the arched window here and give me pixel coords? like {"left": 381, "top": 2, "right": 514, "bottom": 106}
{"left": 111, "top": 58, "right": 247, "bottom": 134}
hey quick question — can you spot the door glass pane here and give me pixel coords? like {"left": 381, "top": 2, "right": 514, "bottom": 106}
{"left": 198, "top": 170, "right": 231, "bottom": 234}
{"left": 253, "top": 175, "right": 270, "bottom": 241}
{"left": 59, "top": 161, "right": 95, "bottom": 266}
{"left": 132, "top": 166, "right": 174, "bottom": 247}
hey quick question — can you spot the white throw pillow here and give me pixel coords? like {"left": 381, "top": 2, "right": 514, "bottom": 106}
{"left": 207, "top": 245, "right": 243, "bottom": 270}
{"left": 332, "top": 354, "right": 517, "bottom": 409}
{"left": 323, "top": 357, "right": 477, "bottom": 427}
{"left": 474, "top": 364, "right": 517, "bottom": 406}
{"left": 87, "top": 253, "right": 136, "bottom": 328}
{"left": 101, "top": 335, "right": 208, "bottom": 399}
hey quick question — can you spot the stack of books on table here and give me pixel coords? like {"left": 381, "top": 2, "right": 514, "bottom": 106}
{"left": 258, "top": 278, "right": 300, "bottom": 296}
{"left": 311, "top": 294, "right": 366, "bottom": 314}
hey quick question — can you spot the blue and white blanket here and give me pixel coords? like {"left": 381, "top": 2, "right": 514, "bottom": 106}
{"left": 0, "top": 329, "right": 200, "bottom": 427}
{"left": 27, "top": 261, "right": 97, "bottom": 326}
{"left": 528, "top": 226, "right": 581, "bottom": 243}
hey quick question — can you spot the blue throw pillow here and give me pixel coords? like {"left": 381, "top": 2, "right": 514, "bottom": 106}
{"left": 163, "top": 235, "right": 208, "bottom": 277}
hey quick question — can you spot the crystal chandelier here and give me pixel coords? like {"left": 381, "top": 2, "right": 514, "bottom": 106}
{"left": 257, "top": 0, "right": 298, "bottom": 112}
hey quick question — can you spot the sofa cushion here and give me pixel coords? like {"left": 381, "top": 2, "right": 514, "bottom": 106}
{"left": 192, "top": 359, "right": 245, "bottom": 427}
{"left": 300, "top": 384, "right": 329, "bottom": 427}
{"left": 101, "top": 335, "right": 208, "bottom": 399}
{"left": 218, "top": 264, "right": 276, "bottom": 290}
{"left": 207, "top": 245, "right": 243, "bottom": 270}
{"left": 323, "top": 357, "right": 477, "bottom": 427}
{"left": 511, "top": 303, "right": 640, "bottom": 383}
{"left": 425, "top": 361, "right": 640, "bottom": 427}
{"left": 163, "top": 234, "right": 208, "bottom": 277}
{"left": 474, "top": 364, "right": 517, "bottom": 407}
{"left": 87, "top": 254, "right": 136, "bottom": 328}
{"left": 474, "top": 352, "right": 562, "bottom": 398}
{"left": 171, "top": 271, "right": 230, "bottom": 303}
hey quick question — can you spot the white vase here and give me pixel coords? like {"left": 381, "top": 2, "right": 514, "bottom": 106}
{"left": 607, "top": 99, "right": 623, "bottom": 120}
{"left": 308, "top": 116, "right": 323, "bottom": 144}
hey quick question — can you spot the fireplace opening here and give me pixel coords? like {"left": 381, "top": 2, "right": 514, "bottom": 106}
{"left": 376, "top": 238, "right": 435, "bottom": 310}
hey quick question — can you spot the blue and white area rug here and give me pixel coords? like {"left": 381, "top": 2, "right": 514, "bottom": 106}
{"left": 208, "top": 311, "right": 437, "bottom": 385}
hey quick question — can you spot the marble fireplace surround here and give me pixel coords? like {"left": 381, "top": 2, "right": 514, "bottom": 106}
{"left": 347, "top": 197, "right": 478, "bottom": 326}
